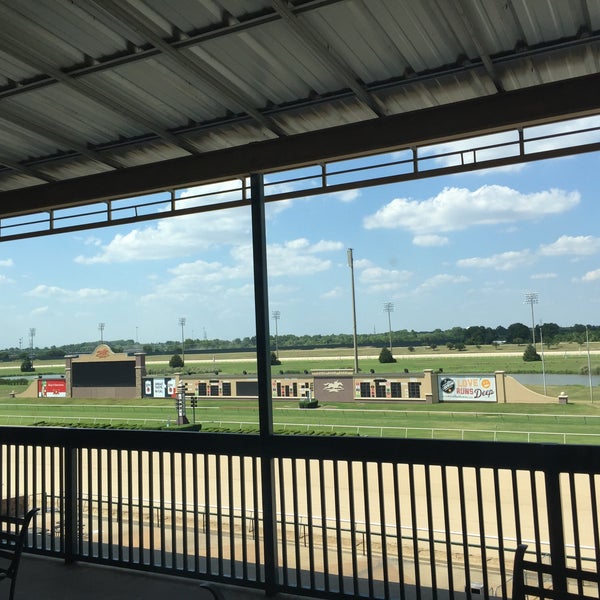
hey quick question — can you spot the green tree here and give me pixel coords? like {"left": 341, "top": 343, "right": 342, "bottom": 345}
{"left": 20, "top": 357, "right": 34, "bottom": 372}
{"left": 523, "top": 344, "right": 541, "bottom": 362}
{"left": 378, "top": 347, "right": 396, "bottom": 363}
{"left": 169, "top": 354, "right": 184, "bottom": 368}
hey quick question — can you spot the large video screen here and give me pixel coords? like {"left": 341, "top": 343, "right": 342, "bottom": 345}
{"left": 72, "top": 361, "right": 136, "bottom": 387}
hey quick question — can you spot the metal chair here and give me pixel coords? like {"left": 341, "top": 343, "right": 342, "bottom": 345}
{"left": 0, "top": 508, "right": 39, "bottom": 600}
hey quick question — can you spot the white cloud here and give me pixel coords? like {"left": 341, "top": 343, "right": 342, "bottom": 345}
{"left": 321, "top": 287, "right": 344, "bottom": 300}
{"left": 531, "top": 272, "right": 558, "bottom": 280}
{"left": 358, "top": 266, "right": 412, "bottom": 293}
{"left": 539, "top": 235, "right": 600, "bottom": 256}
{"left": 457, "top": 249, "right": 535, "bottom": 271}
{"left": 363, "top": 185, "right": 580, "bottom": 235}
{"left": 31, "top": 306, "right": 49, "bottom": 316}
{"left": 0, "top": 258, "right": 14, "bottom": 267}
{"left": 26, "top": 284, "right": 117, "bottom": 301}
{"left": 309, "top": 240, "right": 345, "bottom": 253}
{"left": 581, "top": 269, "right": 600, "bottom": 282}
{"left": 75, "top": 209, "right": 251, "bottom": 264}
{"left": 330, "top": 189, "right": 360, "bottom": 203}
{"left": 413, "top": 234, "right": 448, "bottom": 247}
{"left": 417, "top": 274, "right": 469, "bottom": 292}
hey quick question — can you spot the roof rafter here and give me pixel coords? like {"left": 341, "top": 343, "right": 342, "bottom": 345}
{"left": 91, "top": 0, "right": 286, "bottom": 138}
{"left": 2, "top": 72, "right": 599, "bottom": 217}
{"left": 271, "top": 0, "right": 386, "bottom": 117}
{"left": 0, "top": 18, "right": 201, "bottom": 157}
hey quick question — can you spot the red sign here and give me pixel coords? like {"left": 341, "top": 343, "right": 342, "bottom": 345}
{"left": 38, "top": 379, "right": 67, "bottom": 398}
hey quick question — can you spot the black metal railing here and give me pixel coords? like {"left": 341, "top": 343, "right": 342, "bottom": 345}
{"left": 1, "top": 426, "right": 599, "bottom": 599}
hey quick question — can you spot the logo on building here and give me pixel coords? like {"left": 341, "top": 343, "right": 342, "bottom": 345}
{"left": 323, "top": 380, "right": 344, "bottom": 393}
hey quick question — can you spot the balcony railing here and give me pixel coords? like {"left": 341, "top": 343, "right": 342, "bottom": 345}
{"left": 1, "top": 425, "right": 599, "bottom": 599}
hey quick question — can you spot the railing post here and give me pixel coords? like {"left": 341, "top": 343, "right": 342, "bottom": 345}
{"left": 545, "top": 467, "right": 567, "bottom": 595}
{"left": 250, "top": 173, "right": 278, "bottom": 595}
{"left": 64, "top": 444, "right": 78, "bottom": 564}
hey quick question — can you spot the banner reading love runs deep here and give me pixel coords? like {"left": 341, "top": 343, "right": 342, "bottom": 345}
{"left": 438, "top": 375, "right": 497, "bottom": 402}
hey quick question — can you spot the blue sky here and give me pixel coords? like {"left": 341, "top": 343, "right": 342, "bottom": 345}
{"left": 1, "top": 117, "right": 600, "bottom": 348}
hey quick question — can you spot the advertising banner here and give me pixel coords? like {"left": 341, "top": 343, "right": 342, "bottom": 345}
{"left": 38, "top": 379, "right": 67, "bottom": 398}
{"left": 439, "top": 375, "right": 497, "bottom": 402}
{"left": 143, "top": 378, "right": 177, "bottom": 398}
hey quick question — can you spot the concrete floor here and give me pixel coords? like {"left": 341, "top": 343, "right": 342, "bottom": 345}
{"left": 13, "top": 554, "right": 276, "bottom": 600}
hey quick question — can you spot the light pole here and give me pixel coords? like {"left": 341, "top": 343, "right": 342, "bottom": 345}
{"left": 272, "top": 310, "right": 280, "bottom": 358}
{"left": 586, "top": 325, "right": 593, "bottom": 403}
{"left": 179, "top": 317, "right": 186, "bottom": 366}
{"left": 98, "top": 322, "right": 105, "bottom": 343}
{"left": 29, "top": 328, "right": 35, "bottom": 357}
{"left": 524, "top": 292, "right": 538, "bottom": 347}
{"left": 539, "top": 321, "right": 547, "bottom": 396}
{"left": 383, "top": 302, "right": 394, "bottom": 352}
{"left": 347, "top": 248, "right": 359, "bottom": 373}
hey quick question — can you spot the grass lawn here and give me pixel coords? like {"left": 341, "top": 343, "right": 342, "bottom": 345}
{"left": 1, "top": 343, "right": 598, "bottom": 442}
{"left": 1, "top": 392, "right": 600, "bottom": 444}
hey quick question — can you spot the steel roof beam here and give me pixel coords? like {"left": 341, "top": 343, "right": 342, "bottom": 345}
{"left": 1, "top": 72, "right": 599, "bottom": 217}
{"left": 270, "top": 0, "right": 386, "bottom": 117}
{"left": 92, "top": 0, "right": 286, "bottom": 138}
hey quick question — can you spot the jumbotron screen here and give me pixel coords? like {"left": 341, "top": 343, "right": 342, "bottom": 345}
{"left": 72, "top": 361, "right": 136, "bottom": 387}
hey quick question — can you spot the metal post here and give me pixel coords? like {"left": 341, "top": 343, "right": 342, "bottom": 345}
{"left": 524, "top": 293, "right": 538, "bottom": 347}
{"left": 586, "top": 325, "right": 593, "bottom": 403}
{"left": 250, "top": 173, "right": 277, "bottom": 595}
{"left": 348, "top": 248, "right": 359, "bottom": 373}
{"left": 384, "top": 302, "right": 394, "bottom": 352}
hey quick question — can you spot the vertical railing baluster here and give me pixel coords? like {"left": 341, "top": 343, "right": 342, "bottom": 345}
{"left": 474, "top": 468, "right": 488, "bottom": 597}
{"left": 423, "top": 465, "right": 436, "bottom": 596}
{"left": 348, "top": 460, "right": 359, "bottom": 596}
{"left": 64, "top": 443, "right": 78, "bottom": 564}
{"left": 545, "top": 468, "right": 567, "bottom": 596}
{"left": 228, "top": 454, "right": 235, "bottom": 578}
{"left": 493, "top": 469, "right": 506, "bottom": 600}
{"left": 319, "top": 459, "right": 331, "bottom": 594}
{"left": 457, "top": 467, "right": 471, "bottom": 597}
{"left": 362, "top": 461, "right": 374, "bottom": 598}
{"left": 408, "top": 464, "right": 421, "bottom": 599}
{"left": 393, "top": 463, "right": 406, "bottom": 600}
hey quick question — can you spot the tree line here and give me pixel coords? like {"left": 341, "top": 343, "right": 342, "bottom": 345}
{"left": 0, "top": 322, "right": 597, "bottom": 361}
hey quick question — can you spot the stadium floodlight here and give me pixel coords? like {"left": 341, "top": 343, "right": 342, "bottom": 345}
{"left": 179, "top": 317, "right": 186, "bottom": 366}
{"left": 384, "top": 302, "right": 394, "bottom": 352}
{"left": 272, "top": 310, "right": 280, "bottom": 358}
{"left": 524, "top": 293, "right": 538, "bottom": 346}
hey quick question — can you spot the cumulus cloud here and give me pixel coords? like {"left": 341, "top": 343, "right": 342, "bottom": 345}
{"left": 321, "top": 287, "right": 344, "bottom": 299}
{"left": 358, "top": 266, "right": 412, "bottom": 293}
{"left": 363, "top": 185, "right": 580, "bottom": 237}
{"left": 75, "top": 209, "right": 251, "bottom": 264}
{"left": 417, "top": 274, "right": 469, "bottom": 292}
{"left": 0, "top": 258, "right": 14, "bottom": 267}
{"left": 457, "top": 249, "right": 535, "bottom": 271}
{"left": 413, "top": 234, "right": 448, "bottom": 247}
{"left": 539, "top": 235, "right": 600, "bottom": 256}
{"left": 580, "top": 269, "right": 600, "bottom": 282}
{"left": 26, "top": 284, "right": 116, "bottom": 301}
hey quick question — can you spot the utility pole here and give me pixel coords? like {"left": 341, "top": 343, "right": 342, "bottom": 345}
{"left": 272, "top": 310, "right": 280, "bottom": 358}
{"left": 98, "top": 322, "right": 105, "bottom": 343}
{"left": 179, "top": 317, "right": 186, "bottom": 365}
{"left": 524, "top": 292, "right": 538, "bottom": 347}
{"left": 347, "top": 248, "right": 359, "bottom": 373}
{"left": 29, "top": 328, "right": 35, "bottom": 357}
{"left": 383, "top": 302, "right": 394, "bottom": 352}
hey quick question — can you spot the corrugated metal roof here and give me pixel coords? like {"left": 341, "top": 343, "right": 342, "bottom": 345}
{"left": 0, "top": 0, "right": 599, "bottom": 211}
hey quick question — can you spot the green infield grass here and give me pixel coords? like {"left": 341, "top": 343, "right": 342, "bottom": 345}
{"left": 1, "top": 392, "right": 600, "bottom": 444}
